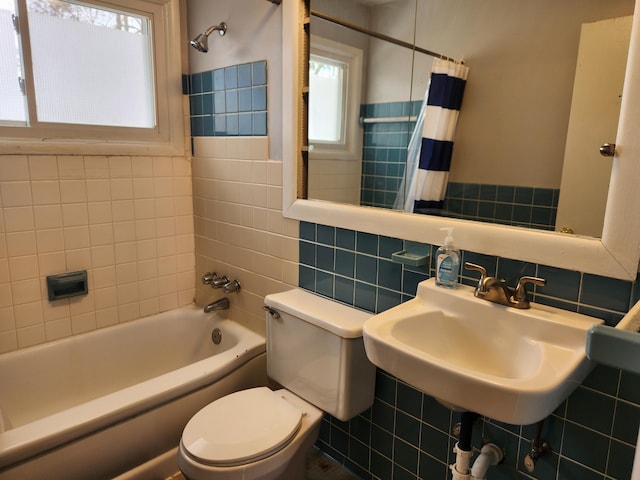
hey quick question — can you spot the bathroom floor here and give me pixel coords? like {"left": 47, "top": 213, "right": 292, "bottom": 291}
{"left": 304, "top": 447, "right": 362, "bottom": 480}
{"left": 165, "top": 447, "right": 361, "bottom": 480}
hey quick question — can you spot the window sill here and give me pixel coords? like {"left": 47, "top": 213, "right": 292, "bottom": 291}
{"left": 0, "top": 136, "right": 186, "bottom": 156}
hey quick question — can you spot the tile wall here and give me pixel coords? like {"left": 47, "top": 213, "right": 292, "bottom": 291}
{"left": 300, "top": 221, "right": 640, "bottom": 480}
{"left": 0, "top": 154, "right": 196, "bottom": 354}
{"left": 188, "top": 60, "right": 268, "bottom": 137}
{"left": 442, "top": 182, "right": 559, "bottom": 231}
{"left": 189, "top": 60, "right": 298, "bottom": 335}
{"left": 191, "top": 136, "right": 299, "bottom": 336}
{"left": 360, "top": 102, "right": 415, "bottom": 209}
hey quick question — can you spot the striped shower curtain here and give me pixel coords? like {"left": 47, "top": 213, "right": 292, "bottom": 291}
{"left": 399, "top": 59, "right": 468, "bottom": 213}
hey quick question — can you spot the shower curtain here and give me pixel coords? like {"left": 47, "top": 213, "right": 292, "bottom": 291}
{"left": 395, "top": 58, "right": 468, "bottom": 213}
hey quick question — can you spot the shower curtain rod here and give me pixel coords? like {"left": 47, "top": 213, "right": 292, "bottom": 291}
{"left": 310, "top": 10, "right": 461, "bottom": 64}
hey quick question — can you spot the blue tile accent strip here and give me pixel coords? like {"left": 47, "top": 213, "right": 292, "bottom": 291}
{"left": 300, "top": 222, "right": 639, "bottom": 480}
{"left": 443, "top": 181, "right": 559, "bottom": 230}
{"left": 189, "top": 60, "right": 268, "bottom": 137}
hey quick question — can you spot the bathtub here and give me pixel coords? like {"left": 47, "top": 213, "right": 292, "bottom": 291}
{"left": 0, "top": 305, "right": 267, "bottom": 479}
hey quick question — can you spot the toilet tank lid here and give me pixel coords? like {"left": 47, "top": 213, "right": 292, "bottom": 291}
{"left": 264, "top": 289, "right": 372, "bottom": 338}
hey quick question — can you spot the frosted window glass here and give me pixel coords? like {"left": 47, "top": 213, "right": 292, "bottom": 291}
{"left": 0, "top": 7, "right": 27, "bottom": 124}
{"left": 27, "top": 1, "right": 155, "bottom": 128}
{"left": 309, "top": 56, "right": 345, "bottom": 143}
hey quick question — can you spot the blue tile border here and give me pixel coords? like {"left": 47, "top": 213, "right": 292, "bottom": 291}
{"left": 442, "top": 181, "right": 559, "bottom": 230}
{"left": 189, "top": 60, "right": 268, "bottom": 137}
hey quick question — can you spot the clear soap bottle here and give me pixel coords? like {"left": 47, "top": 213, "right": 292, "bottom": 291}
{"left": 435, "top": 227, "right": 460, "bottom": 288}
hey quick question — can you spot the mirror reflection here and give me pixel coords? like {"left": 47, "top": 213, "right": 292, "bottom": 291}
{"left": 307, "top": 0, "right": 634, "bottom": 237}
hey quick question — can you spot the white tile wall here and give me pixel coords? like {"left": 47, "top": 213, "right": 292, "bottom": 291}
{"left": 193, "top": 137, "right": 298, "bottom": 336}
{"left": 0, "top": 155, "right": 196, "bottom": 353}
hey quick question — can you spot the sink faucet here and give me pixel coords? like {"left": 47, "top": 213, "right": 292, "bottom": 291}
{"left": 464, "top": 262, "right": 546, "bottom": 309}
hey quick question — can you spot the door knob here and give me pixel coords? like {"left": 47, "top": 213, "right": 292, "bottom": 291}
{"left": 599, "top": 143, "right": 616, "bottom": 157}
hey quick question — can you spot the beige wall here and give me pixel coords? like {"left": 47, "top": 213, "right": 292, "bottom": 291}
{"left": 192, "top": 137, "right": 299, "bottom": 336}
{"left": 0, "top": 153, "right": 196, "bottom": 354}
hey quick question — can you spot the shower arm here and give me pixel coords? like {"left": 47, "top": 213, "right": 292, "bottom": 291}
{"left": 204, "top": 23, "right": 226, "bottom": 37}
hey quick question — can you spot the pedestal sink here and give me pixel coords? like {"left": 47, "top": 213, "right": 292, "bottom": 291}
{"left": 362, "top": 278, "right": 602, "bottom": 425}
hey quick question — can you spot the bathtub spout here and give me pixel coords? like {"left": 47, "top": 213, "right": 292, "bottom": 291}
{"left": 204, "top": 297, "right": 230, "bottom": 313}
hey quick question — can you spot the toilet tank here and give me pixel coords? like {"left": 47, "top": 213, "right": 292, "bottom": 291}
{"left": 264, "top": 289, "right": 376, "bottom": 421}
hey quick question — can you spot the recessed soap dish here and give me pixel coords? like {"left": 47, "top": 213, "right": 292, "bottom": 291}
{"left": 391, "top": 241, "right": 430, "bottom": 267}
{"left": 46, "top": 270, "right": 88, "bottom": 301}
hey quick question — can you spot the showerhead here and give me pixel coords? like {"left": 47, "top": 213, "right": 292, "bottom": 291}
{"left": 190, "top": 22, "right": 227, "bottom": 53}
{"left": 190, "top": 33, "right": 209, "bottom": 53}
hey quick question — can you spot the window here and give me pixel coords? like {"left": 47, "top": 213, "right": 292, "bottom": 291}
{"left": 309, "top": 55, "right": 346, "bottom": 143}
{"left": 308, "top": 35, "right": 363, "bottom": 160}
{"left": 0, "top": 0, "right": 183, "bottom": 154}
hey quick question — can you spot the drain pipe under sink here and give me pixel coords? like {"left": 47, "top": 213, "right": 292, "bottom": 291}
{"left": 450, "top": 412, "right": 504, "bottom": 480}
{"left": 450, "top": 412, "right": 477, "bottom": 480}
{"left": 470, "top": 443, "right": 504, "bottom": 480}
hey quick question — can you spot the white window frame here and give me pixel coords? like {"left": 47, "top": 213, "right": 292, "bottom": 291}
{"left": 309, "top": 35, "right": 363, "bottom": 160}
{"left": 0, "top": 0, "right": 184, "bottom": 155}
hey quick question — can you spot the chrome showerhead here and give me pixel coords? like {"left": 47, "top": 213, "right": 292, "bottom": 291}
{"left": 189, "top": 33, "right": 209, "bottom": 53}
{"left": 189, "top": 22, "right": 227, "bottom": 53}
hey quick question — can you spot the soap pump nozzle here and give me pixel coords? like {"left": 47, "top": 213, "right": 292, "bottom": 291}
{"left": 440, "top": 227, "right": 455, "bottom": 248}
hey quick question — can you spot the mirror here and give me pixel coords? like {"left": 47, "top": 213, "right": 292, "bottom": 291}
{"left": 306, "top": 0, "right": 634, "bottom": 238}
{"left": 282, "top": 0, "right": 640, "bottom": 280}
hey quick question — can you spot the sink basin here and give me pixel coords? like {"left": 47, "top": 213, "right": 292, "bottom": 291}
{"left": 363, "top": 278, "right": 602, "bottom": 425}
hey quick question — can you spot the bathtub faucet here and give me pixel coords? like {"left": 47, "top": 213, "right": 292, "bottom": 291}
{"left": 204, "top": 297, "right": 230, "bottom": 313}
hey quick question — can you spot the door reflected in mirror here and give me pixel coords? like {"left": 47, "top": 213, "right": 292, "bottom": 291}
{"left": 306, "top": 0, "right": 634, "bottom": 237}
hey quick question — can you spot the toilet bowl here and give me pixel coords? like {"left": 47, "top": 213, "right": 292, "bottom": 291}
{"left": 178, "top": 387, "right": 322, "bottom": 480}
{"left": 178, "top": 288, "right": 376, "bottom": 480}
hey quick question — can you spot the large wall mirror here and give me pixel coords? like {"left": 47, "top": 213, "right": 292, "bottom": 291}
{"left": 308, "top": 0, "right": 633, "bottom": 238}
{"left": 282, "top": 0, "right": 640, "bottom": 280}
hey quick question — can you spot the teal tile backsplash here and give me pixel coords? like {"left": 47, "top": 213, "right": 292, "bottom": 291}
{"left": 300, "top": 221, "right": 639, "bottom": 480}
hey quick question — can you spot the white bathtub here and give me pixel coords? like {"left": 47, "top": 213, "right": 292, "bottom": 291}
{"left": 0, "top": 305, "right": 267, "bottom": 479}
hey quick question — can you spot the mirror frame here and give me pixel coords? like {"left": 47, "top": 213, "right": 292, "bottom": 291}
{"left": 282, "top": 0, "right": 640, "bottom": 280}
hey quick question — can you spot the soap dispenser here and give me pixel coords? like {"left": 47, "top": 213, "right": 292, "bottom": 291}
{"left": 435, "top": 227, "right": 460, "bottom": 288}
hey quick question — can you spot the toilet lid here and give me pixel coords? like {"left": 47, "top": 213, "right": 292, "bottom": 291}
{"left": 181, "top": 387, "right": 303, "bottom": 466}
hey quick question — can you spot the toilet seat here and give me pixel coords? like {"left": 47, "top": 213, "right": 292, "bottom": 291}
{"left": 181, "top": 387, "right": 303, "bottom": 467}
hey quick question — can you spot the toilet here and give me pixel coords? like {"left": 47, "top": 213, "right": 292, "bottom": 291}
{"left": 177, "top": 288, "right": 377, "bottom": 480}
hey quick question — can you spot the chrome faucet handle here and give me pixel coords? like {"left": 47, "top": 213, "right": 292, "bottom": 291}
{"left": 202, "top": 272, "right": 229, "bottom": 288}
{"left": 202, "top": 272, "right": 216, "bottom": 285}
{"left": 210, "top": 275, "right": 229, "bottom": 288}
{"left": 223, "top": 279, "right": 241, "bottom": 293}
{"left": 464, "top": 262, "right": 488, "bottom": 291}
{"left": 512, "top": 276, "right": 546, "bottom": 304}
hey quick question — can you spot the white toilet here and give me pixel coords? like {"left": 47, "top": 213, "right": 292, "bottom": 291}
{"left": 177, "top": 288, "right": 377, "bottom": 480}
